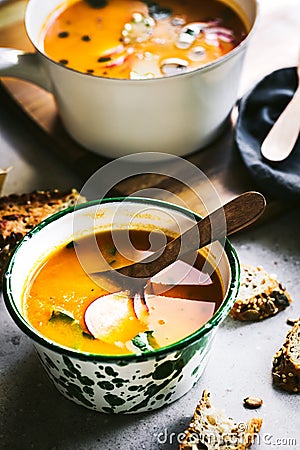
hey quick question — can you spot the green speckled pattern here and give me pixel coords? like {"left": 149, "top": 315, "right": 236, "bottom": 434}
{"left": 3, "top": 198, "right": 240, "bottom": 414}
{"left": 35, "top": 330, "right": 215, "bottom": 413}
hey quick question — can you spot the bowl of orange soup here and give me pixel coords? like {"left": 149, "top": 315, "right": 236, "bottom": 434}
{"left": 3, "top": 198, "right": 239, "bottom": 413}
{"left": 0, "top": 0, "right": 258, "bottom": 157}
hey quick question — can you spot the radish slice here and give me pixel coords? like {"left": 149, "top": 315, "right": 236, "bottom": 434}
{"left": 160, "top": 58, "right": 189, "bottom": 76}
{"left": 133, "top": 293, "right": 149, "bottom": 320}
{"left": 97, "top": 48, "right": 129, "bottom": 68}
{"left": 206, "top": 27, "right": 234, "bottom": 43}
{"left": 84, "top": 292, "right": 144, "bottom": 344}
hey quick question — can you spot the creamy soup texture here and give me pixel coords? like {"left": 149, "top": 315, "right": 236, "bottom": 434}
{"left": 42, "top": 0, "right": 248, "bottom": 79}
{"left": 23, "top": 229, "right": 224, "bottom": 355}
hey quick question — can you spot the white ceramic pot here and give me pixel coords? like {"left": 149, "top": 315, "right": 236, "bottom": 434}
{"left": 0, "top": 0, "right": 258, "bottom": 158}
{"left": 3, "top": 198, "right": 240, "bottom": 413}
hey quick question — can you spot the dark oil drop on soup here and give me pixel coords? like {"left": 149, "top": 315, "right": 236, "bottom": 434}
{"left": 23, "top": 229, "right": 224, "bottom": 354}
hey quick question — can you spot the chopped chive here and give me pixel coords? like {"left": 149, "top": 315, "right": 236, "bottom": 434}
{"left": 185, "top": 28, "right": 196, "bottom": 36}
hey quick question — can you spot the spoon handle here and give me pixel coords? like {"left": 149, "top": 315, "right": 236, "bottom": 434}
{"left": 119, "top": 191, "right": 266, "bottom": 279}
{"left": 261, "top": 85, "right": 300, "bottom": 162}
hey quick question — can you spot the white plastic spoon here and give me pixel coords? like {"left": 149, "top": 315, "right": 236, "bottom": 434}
{"left": 261, "top": 52, "right": 300, "bottom": 162}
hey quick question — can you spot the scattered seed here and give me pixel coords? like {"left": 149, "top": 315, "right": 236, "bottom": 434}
{"left": 243, "top": 397, "right": 263, "bottom": 409}
{"left": 207, "top": 415, "right": 216, "bottom": 426}
{"left": 286, "top": 318, "right": 298, "bottom": 326}
{"left": 59, "top": 59, "right": 69, "bottom": 65}
{"left": 81, "top": 35, "right": 91, "bottom": 41}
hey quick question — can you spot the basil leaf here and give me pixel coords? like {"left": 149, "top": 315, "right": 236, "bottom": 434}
{"left": 50, "top": 309, "right": 75, "bottom": 323}
{"left": 49, "top": 309, "right": 94, "bottom": 339}
{"left": 132, "top": 331, "right": 158, "bottom": 352}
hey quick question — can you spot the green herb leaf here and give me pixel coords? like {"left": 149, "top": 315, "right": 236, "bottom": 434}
{"left": 49, "top": 309, "right": 75, "bottom": 323}
{"left": 132, "top": 331, "right": 158, "bottom": 352}
{"left": 109, "top": 245, "right": 117, "bottom": 256}
{"left": 49, "top": 309, "right": 94, "bottom": 339}
{"left": 185, "top": 28, "right": 196, "bottom": 36}
{"left": 82, "top": 331, "right": 95, "bottom": 340}
{"left": 66, "top": 240, "right": 77, "bottom": 249}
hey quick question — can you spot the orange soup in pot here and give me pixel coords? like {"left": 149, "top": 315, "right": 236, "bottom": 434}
{"left": 23, "top": 228, "right": 224, "bottom": 355}
{"left": 42, "top": 0, "right": 248, "bottom": 79}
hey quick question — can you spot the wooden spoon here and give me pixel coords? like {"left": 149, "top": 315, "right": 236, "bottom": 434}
{"left": 261, "top": 51, "right": 300, "bottom": 162}
{"left": 85, "top": 191, "right": 266, "bottom": 340}
{"left": 91, "top": 191, "right": 266, "bottom": 293}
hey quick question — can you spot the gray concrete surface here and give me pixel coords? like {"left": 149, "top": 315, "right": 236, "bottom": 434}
{"left": 1, "top": 207, "right": 300, "bottom": 449}
{"left": 1, "top": 90, "right": 299, "bottom": 448}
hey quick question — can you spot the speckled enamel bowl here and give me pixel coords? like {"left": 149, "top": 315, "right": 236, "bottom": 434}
{"left": 3, "top": 198, "right": 240, "bottom": 413}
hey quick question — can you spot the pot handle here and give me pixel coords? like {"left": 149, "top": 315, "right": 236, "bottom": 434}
{"left": 0, "top": 48, "right": 52, "bottom": 92}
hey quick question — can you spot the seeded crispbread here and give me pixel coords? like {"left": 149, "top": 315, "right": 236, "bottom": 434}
{"left": 229, "top": 264, "right": 292, "bottom": 321}
{"left": 272, "top": 319, "right": 300, "bottom": 394}
{"left": 179, "top": 390, "right": 262, "bottom": 450}
{"left": 0, "top": 189, "right": 86, "bottom": 285}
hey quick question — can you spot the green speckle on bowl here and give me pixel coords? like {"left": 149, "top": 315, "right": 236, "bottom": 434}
{"left": 152, "top": 360, "right": 174, "bottom": 380}
{"left": 104, "top": 393, "right": 126, "bottom": 407}
{"left": 97, "top": 380, "right": 115, "bottom": 390}
{"left": 105, "top": 366, "right": 118, "bottom": 377}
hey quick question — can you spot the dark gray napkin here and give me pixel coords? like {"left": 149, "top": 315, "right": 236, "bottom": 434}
{"left": 235, "top": 67, "right": 300, "bottom": 201}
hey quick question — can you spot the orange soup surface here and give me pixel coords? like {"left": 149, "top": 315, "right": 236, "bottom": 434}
{"left": 42, "top": 0, "right": 248, "bottom": 79}
{"left": 23, "top": 229, "right": 224, "bottom": 355}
